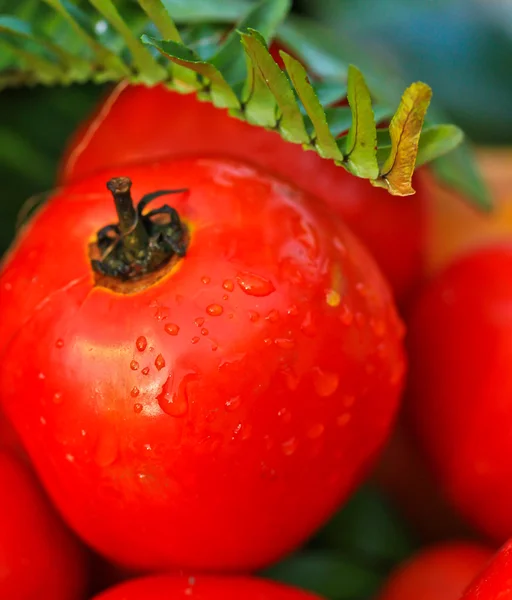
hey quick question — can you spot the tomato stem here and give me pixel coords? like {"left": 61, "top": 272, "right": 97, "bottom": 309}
{"left": 90, "top": 177, "right": 189, "bottom": 282}
{"left": 107, "top": 177, "right": 149, "bottom": 263}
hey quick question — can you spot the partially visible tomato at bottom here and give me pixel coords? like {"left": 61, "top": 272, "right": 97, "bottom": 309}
{"left": 93, "top": 575, "right": 323, "bottom": 599}
{"left": 461, "top": 538, "right": 512, "bottom": 599}
{"left": 0, "top": 450, "right": 88, "bottom": 600}
{"left": 376, "top": 542, "right": 493, "bottom": 600}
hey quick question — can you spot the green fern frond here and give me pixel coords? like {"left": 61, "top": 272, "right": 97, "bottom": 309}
{"left": 0, "top": 0, "right": 483, "bottom": 201}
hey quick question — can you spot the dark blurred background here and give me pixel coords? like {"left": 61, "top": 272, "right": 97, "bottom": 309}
{"left": 1, "top": 0, "right": 512, "bottom": 255}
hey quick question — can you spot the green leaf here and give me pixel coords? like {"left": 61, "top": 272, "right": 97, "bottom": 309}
{"left": 415, "top": 124, "right": 464, "bottom": 168}
{"left": 88, "top": 0, "right": 166, "bottom": 84}
{"left": 315, "top": 486, "right": 417, "bottom": 568}
{"left": 239, "top": 30, "right": 277, "bottom": 126}
{"left": 263, "top": 551, "right": 383, "bottom": 600}
{"left": 240, "top": 29, "right": 309, "bottom": 143}
{"left": 345, "top": 64, "right": 379, "bottom": 179}
{"left": 281, "top": 50, "right": 343, "bottom": 161}
{"left": 142, "top": 35, "right": 239, "bottom": 108}
{"left": 0, "top": 0, "right": 466, "bottom": 201}
{"left": 212, "top": 0, "right": 290, "bottom": 85}
{"left": 374, "top": 81, "right": 432, "bottom": 195}
{"left": 41, "top": 0, "right": 129, "bottom": 77}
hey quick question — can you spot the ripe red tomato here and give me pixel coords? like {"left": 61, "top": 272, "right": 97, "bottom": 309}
{"left": 93, "top": 575, "right": 322, "bottom": 600}
{"left": 0, "top": 156, "right": 405, "bottom": 571}
{"left": 0, "top": 449, "right": 88, "bottom": 600}
{"left": 461, "top": 539, "right": 512, "bottom": 600}
{"left": 376, "top": 542, "right": 493, "bottom": 600}
{"left": 59, "top": 82, "right": 425, "bottom": 301}
{"left": 406, "top": 244, "right": 512, "bottom": 542}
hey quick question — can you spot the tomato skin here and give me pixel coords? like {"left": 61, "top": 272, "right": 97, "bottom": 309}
{"left": 376, "top": 542, "right": 493, "bottom": 600}
{"left": 93, "top": 575, "right": 322, "bottom": 600}
{"left": 0, "top": 157, "right": 405, "bottom": 571}
{"left": 0, "top": 450, "right": 88, "bottom": 600}
{"left": 59, "top": 83, "right": 424, "bottom": 301}
{"left": 462, "top": 539, "right": 512, "bottom": 600}
{"left": 407, "top": 244, "right": 512, "bottom": 542}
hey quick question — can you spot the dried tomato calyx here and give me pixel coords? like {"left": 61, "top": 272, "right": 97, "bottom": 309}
{"left": 91, "top": 177, "right": 188, "bottom": 282}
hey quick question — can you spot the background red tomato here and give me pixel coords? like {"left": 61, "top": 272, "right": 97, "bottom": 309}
{"left": 376, "top": 542, "right": 493, "bottom": 600}
{"left": 93, "top": 575, "right": 323, "bottom": 599}
{"left": 0, "top": 156, "right": 405, "bottom": 572}
{"left": 406, "top": 244, "right": 512, "bottom": 542}
{"left": 0, "top": 450, "right": 88, "bottom": 600}
{"left": 461, "top": 538, "right": 512, "bottom": 600}
{"left": 58, "top": 83, "right": 425, "bottom": 302}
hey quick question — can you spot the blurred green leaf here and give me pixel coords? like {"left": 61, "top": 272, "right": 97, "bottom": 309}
{"left": 315, "top": 486, "right": 417, "bottom": 569}
{"left": 263, "top": 550, "right": 383, "bottom": 600}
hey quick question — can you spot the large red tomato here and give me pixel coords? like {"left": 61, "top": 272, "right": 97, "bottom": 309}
{"left": 376, "top": 542, "right": 493, "bottom": 600}
{"left": 406, "top": 244, "right": 512, "bottom": 542}
{"left": 93, "top": 575, "right": 322, "bottom": 599}
{"left": 0, "top": 156, "right": 405, "bottom": 571}
{"left": 59, "top": 82, "right": 425, "bottom": 301}
{"left": 461, "top": 539, "right": 512, "bottom": 600}
{"left": 0, "top": 450, "right": 88, "bottom": 600}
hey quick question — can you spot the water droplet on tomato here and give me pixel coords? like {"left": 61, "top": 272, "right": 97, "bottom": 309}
{"left": 130, "top": 360, "right": 139, "bottom": 371}
{"left": 266, "top": 309, "right": 279, "bottom": 323}
{"left": 201, "top": 328, "right": 209, "bottom": 336}
{"left": 133, "top": 403, "right": 143, "bottom": 413}
{"left": 344, "top": 395, "right": 355, "bottom": 407}
{"left": 277, "top": 407, "right": 292, "bottom": 424}
{"left": 206, "top": 304, "right": 223, "bottom": 316}
{"left": 275, "top": 338, "right": 295, "bottom": 350}
{"left": 337, "top": 413, "right": 351, "bottom": 426}
{"left": 281, "top": 367, "right": 300, "bottom": 391}
{"left": 260, "top": 462, "right": 277, "bottom": 480}
{"left": 222, "top": 294, "right": 229, "bottom": 301}
{"left": 326, "top": 289, "right": 341, "bottom": 307}
{"left": 225, "top": 396, "right": 241, "bottom": 412}
{"left": 141, "top": 367, "right": 150, "bottom": 376}
{"left": 201, "top": 276, "right": 211, "bottom": 284}
{"left": 281, "top": 437, "right": 298, "bottom": 456}
{"left": 263, "top": 338, "right": 273, "bottom": 346}
{"left": 340, "top": 305, "right": 354, "bottom": 326}
{"left": 154, "top": 306, "right": 169, "bottom": 321}
{"left": 307, "top": 423, "right": 325, "bottom": 439}
{"left": 155, "top": 354, "right": 166, "bottom": 371}
{"left": 164, "top": 323, "right": 180, "bottom": 336}
{"left": 38, "top": 372, "right": 45, "bottom": 380}
{"left": 191, "top": 336, "right": 200, "bottom": 344}
{"left": 223, "top": 279, "right": 234, "bottom": 292}
{"left": 232, "top": 423, "right": 242, "bottom": 439}
{"left": 355, "top": 282, "right": 368, "bottom": 298}
{"left": 312, "top": 368, "right": 339, "bottom": 397}
{"left": 55, "top": 339, "right": 64, "bottom": 348}
{"left": 94, "top": 430, "right": 118, "bottom": 467}
{"left": 236, "top": 272, "right": 275, "bottom": 297}
{"left": 194, "top": 317, "right": 205, "bottom": 327}
{"left": 287, "top": 305, "right": 299, "bottom": 316}
{"left": 248, "top": 310, "right": 259, "bottom": 322}
{"left": 300, "top": 311, "right": 317, "bottom": 337}
{"left": 136, "top": 336, "right": 147, "bottom": 352}
{"left": 131, "top": 386, "right": 140, "bottom": 397}
{"left": 157, "top": 373, "right": 196, "bottom": 417}
{"left": 53, "top": 392, "right": 63, "bottom": 404}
